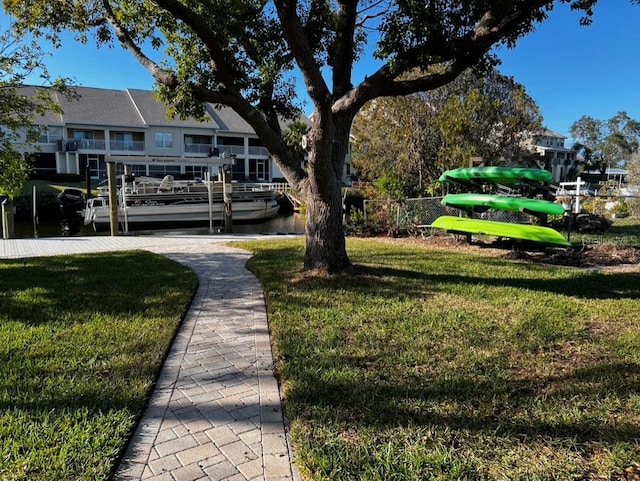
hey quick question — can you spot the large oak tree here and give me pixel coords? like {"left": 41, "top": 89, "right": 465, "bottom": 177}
{"left": 5, "top": 0, "right": 603, "bottom": 273}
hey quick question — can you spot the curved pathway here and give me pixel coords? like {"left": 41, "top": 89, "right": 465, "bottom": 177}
{"left": 0, "top": 235, "right": 301, "bottom": 481}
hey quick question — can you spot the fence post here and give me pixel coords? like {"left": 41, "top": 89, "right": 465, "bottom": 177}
{"left": 2, "top": 199, "right": 15, "bottom": 239}
{"left": 363, "top": 200, "right": 368, "bottom": 226}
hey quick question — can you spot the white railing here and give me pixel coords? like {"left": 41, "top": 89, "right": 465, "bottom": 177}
{"left": 218, "top": 145, "right": 245, "bottom": 156}
{"left": 185, "top": 143, "right": 215, "bottom": 154}
{"left": 77, "top": 139, "right": 106, "bottom": 150}
{"left": 248, "top": 146, "right": 269, "bottom": 156}
{"left": 110, "top": 140, "right": 145, "bottom": 151}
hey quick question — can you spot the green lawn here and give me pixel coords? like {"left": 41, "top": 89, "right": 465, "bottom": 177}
{"left": 241, "top": 237, "right": 640, "bottom": 481}
{"left": 2, "top": 238, "right": 639, "bottom": 480}
{"left": 0, "top": 251, "right": 197, "bottom": 480}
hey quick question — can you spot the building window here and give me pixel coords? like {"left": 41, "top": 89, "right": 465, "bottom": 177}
{"left": 131, "top": 165, "right": 148, "bottom": 177}
{"left": 113, "top": 132, "right": 134, "bottom": 150}
{"left": 37, "top": 126, "right": 62, "bottom": 144}
{"left": 74, "top": 130, "right": 94, "bottom": 140}
{"left": 155, "top": 132, "right": 174, "bottom": 148}
{"left": 217, "top": 136, "right": 244, "bottom": 146}
{"left": 148, "top": 164, "right": 181, "bottom": 177}
{"left": 184, "top": 165, "right": 207, "bottom": 180}
{"left": 232, "top": 158, "right": 246, "bottom": 181}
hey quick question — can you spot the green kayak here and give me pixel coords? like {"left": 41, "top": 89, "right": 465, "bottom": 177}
{"left": 439, "top": 166, "right": 553, "bottom": 185}
{"left": 431, "top": 216, "right": 570, "bottom": 247}
{"left": 442, "top": 193, "right": 565, "bottom": 216}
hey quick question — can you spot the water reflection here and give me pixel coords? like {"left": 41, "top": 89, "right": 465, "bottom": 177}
{"left": 15, "top": 213, "right": 306, "bottom": 238}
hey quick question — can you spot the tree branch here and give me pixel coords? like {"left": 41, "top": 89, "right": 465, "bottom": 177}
{"left": 334, "top": 0, "right": 553, "bottom": 114}
{"left": 152, "top": 0, "right": 238, "bottom": 89}
{"left": 100, "top": 0, "right": 177, "bottom": 86}
{"left": 333, "top": 0, "right": 358, "bottom": 97}
{"left": 272, "top": 0, "right": 331, "bottom": 108}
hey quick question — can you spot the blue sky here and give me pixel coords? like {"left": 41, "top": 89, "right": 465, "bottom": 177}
{"left": 3, "top": 1, "right": 640, "bottom": 141}
{"left": 496, "top": 0, "right": 640, "bottom": 140}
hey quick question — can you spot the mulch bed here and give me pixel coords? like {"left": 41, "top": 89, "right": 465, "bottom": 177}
{"left": 504, "top": 243, "right": 640, "bottom": 268}
{"left": 387, "top": 234, "right": 640, "bottom": 269}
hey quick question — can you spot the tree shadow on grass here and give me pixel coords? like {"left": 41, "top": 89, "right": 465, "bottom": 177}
{"left": 0, "top": 251, "right": 196, "bottom": 413}
{"left": 287, "top": 357, "right": 640, "bottom": 444}
{"left": 349, "top": 262, "right": 640, "bottom": 301}
{"left": 0, "top": 250, "right": 195, "bottom": 325}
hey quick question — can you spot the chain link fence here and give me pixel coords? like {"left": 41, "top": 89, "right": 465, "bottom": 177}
{"left": 360, "top": 194, "right": 640, "bottom": 234}
{"left": 363, "top": 197, "right": 530, "bottom": 232}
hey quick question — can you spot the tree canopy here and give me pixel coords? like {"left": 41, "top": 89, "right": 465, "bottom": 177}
{"left": 0, "top": 24, "right": 69, "bottom": 198}
{"left": 570, "top": 112, "right": 640, "bottom": 174}
{"left": 4, "top": 0, "right": 609, "bottom": 272}
{"left": 351, "top": 68, "right": 542, "bottom": 198}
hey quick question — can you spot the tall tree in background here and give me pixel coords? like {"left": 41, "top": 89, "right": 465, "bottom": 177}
{"left": 5, "top": 0, "right": 602, "bottom": 273}
{"left": 351, "top": 69, "right": 542, "bottom": 197}
{"left": 570, "top": 112, "right": 640, "bottom": 175}
{"left": 0, "top": 25, "right": 68, "bottom": 198}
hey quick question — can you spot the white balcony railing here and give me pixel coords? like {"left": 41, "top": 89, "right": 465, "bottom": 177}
{"left": 110, "top": 140, "right": 146, "bottom": 151}
{"left": 77, "top": 139, "right": 106, "bottom": 150}
{"left": 248, "top": 146, "right": 269, "bottom": 156}
{"left": 184, "top": 143, "right": 215, "bottom": 155}
{"left": 218, "top": 145, "right": 245, "bottom": 156}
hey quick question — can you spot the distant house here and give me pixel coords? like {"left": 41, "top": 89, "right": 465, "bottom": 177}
{"left": 468, "top": 129, "right": 580, "bottom": 184}
{"left": 12, "top": 86, "right": 320, "bottom": 183}
{"left": 527, "top": 129, "right": 579, "bottom": 182}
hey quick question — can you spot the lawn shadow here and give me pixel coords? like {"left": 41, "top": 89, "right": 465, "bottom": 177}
{"left": 288, "top": 355, "right": 640, "bottom": 444}
{"left": 352, "top": 259, "right": 640, "bottom": 301}
{"left": 0, "top": 250, "right": 195, "bottom": 325}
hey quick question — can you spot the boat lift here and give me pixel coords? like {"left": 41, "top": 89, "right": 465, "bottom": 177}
{"left": 105, "top": 155, "right": 235, "bottom": 235}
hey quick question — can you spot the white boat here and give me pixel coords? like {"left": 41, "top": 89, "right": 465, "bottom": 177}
{"left": 82, "top": 175, "right": 281, "bottom": 231}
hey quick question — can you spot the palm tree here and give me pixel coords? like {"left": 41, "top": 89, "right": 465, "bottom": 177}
{"left": 283, "top": 120, "right": 310, "bottom": 169}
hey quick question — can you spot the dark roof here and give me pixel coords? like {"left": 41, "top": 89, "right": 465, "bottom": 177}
{"left": 16, "top": 86, "right": 64, "bottom": 126}
{"left": 127, "top": 89, "right": 219, "bottom": 129}
{"left": 56, "top": 87, "right": 146, "bottom": 127}
{"left": 20, "top": 85, "right": 310, "bottom": 134}
{"left": 538, "top": 128, "right": 566, "bottom": 139}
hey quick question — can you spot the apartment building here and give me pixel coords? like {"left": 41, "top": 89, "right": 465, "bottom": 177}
{"left": 18, "top": 86, "right": 313, "bottom": 183}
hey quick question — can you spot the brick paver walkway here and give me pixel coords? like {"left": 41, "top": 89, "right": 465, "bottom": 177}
{"left": 0, "top": 235, "right": 301, "bottom": 481}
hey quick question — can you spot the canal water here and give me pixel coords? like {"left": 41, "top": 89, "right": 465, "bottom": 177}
{"left": 14, "top": 213, "right": 306, "bottom": 239}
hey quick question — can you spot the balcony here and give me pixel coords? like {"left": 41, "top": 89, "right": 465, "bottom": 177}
{"left": 76, "top": 139, "right": 106, "bottom": 151}
{"left": 248, "top": 146, "right": 269, "bottom": 157}
{"left": 57, "top": 140, "right": 77, "bottom": 152}
{"left": 58, "top": 139, "right": 106, "bottom": 152}
{"left": 184, "top": 143, "right": 215, "bottom": 156}
{"left": 218, "top": 145, "right": 245, "bottom": 156}
{"left": 110, "top": 140, "right": 146, "bottom": 152}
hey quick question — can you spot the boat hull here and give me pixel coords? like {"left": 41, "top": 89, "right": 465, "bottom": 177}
{"left": 431, "top": 216, "right": 570, "bottom": 247}
{"left": 89, "top": 200, "right": 280, "bottom": 231}
{"left": 442, "top": 193, "right": 565, "bottom": 216}
{"left": 84, "top": 177, "right": 285, "bottom": 231}
{"left": 439, "top": 167, "right": 553, "bottom": 184}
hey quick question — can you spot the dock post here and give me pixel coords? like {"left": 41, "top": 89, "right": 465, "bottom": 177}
{"left": 222, "top": 163, "right": 233, "bottom": 233}
{"left": 107, "top": 160, "right": 119, "bottom": 236}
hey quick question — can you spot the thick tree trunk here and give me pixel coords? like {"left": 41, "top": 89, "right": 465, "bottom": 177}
{"left": 300, "top": 113, "right": 354, "bottom": 274}
{"left": 303, "top": 185, "right": 353, "bottom": 274}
